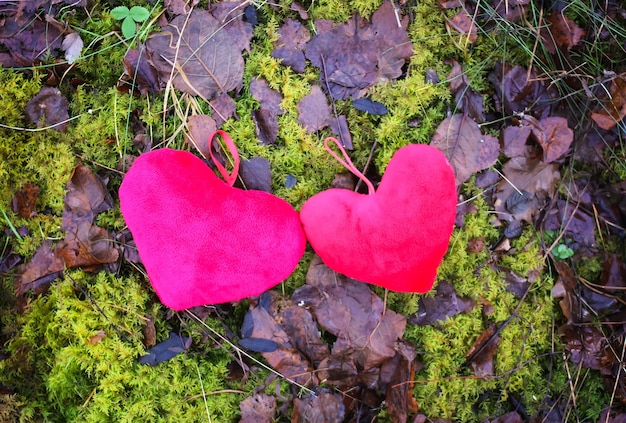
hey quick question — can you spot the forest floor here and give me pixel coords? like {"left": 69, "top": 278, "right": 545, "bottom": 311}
{"left": 1, "top": 0, "right": 626, "bottom": 422}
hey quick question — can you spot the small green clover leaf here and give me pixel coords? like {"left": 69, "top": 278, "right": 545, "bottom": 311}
{"left": 111, "top": 5, "right": 150, "bottom": 39}
{"left": 552, "top": 243, "right": 574, "bottom": 260}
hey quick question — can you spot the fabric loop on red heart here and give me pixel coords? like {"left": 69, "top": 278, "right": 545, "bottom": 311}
{"left": 324, "top": 137, "right": 375, "bottom": 194}
{"left": 300, "top": 138, "right": 457, "bottom": 293}
{"left": 209, "top": 130, "right": 240, "bottom": 186}
{"left": 119, "top": 130, "right": 306, "bottom": 310}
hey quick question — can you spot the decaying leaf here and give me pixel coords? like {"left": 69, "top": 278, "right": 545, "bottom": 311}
{"left": 488, "top": 63, "right": 551, "bottom": 119}
{"left": 297, "top": 85, "right": 332, "bottom": 133}
{"left": 292, "top": 391, "right": 345, "bottom": 423}
{"left": 209, "top": 93, "right": 238, "bottom": 127}
{"left": 591, "top": 74, "right": 626, "bottom": 130}
{"left": 139, "top": 332, "right": 192, "bottom": 366}
{"left": 540, "top": 11, "right": 585, "bottom": 54}
{"left": 16, "top": 240, "right": 64, "bottom": 297}
{"left": 304, "top": 2, "right": 413, "bottom": 100}
{"left": 446, "top": 60, "right": 485, "bottom": 122}
{"left": 239, "top": 157, "right": 272, "bottom": 193}
{"left": 118, "top": 44, "right": 161, "bottom": 95}
{"left": 12, "top": 183, "right": 40, "bottom": 218}
{"left": 239, "top": 393, "right": 276, "bottom": 423}
{"left": 250, "top": 77, "right": 284, "bottom": 116}
{"left": 17, "top": 164, "right": 119, "bottom": 299}
{"left": 410, "top": 280, "right": 475, "bottom": 326}
{"left": 494, "top": 156, "right": 560, "bottom": 222}
{"left": 431, "top": 114, "right": 499, "bottom": 186}
{"left": 542, "top": 199, "right": 597, "bottom": 257}
{"left": 0, "top": 14, "right": 63, "bottom": 67}
{"left": 61, "top": 31, "right": 83, "bottom": 64}
{"left": 240, "top": 297, "right": 317, "bottom": 387}
{"left": 465, "top": 325, "right": 499, "bottom": 376}
{"left": 186, "top": 114, "right": 217, "bottom": 158}
{"left": 271, "top": 18, "right": 311, "bottom": 73}
{"left": 558, "top": 324, "right": 616, "bottom": 376}
{"left": 446, "top": 10, "right": 478, "bottom": 43}
{"left": 252, "top": 110, "right": 279, "bottom": 145}
{"left": 145, "top": 9, "right": 252, "bottom": 101}
{"left": 24, "top": 87, "right": 70, "bottom": 132}
{"left": 328, "top": 115, "right": 353, "bottom": 150}
{"left": 383, "top": 342, "right": 419, "bottom": 423}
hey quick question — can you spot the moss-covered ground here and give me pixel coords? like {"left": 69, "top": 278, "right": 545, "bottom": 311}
{"left": 1, "top": 0, "right": 625, "bottom": 421}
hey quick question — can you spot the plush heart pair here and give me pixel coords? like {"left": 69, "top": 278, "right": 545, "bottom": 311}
{"left": 119, "top": 132, "right": 456, "bottom": 310}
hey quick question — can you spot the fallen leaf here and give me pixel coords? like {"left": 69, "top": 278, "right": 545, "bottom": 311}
{"left": 240, "top": 393, "right": 276, "bottom": 423}
{"left": 293, "top": 256, "right": 407, "bottom": 375}
{"left": 525, "top": 115, "right": 574, "bottom": 163}
{"left": 16, "top": 240, "right": 64, "bottom": 297}
{"left": 281, "top": 304, "right": 330, "bottom": 368}
{"left": 0, "top": 14, "right": 63, "bottom": 67}
{"left": 145, "top": 9, "right": 252, "bottom": 100}
{"left": 86, "top": 329, "right": 106, "bottom": 345}
{"left": 271, "top": 18, "right": 310, "bottom": 73}
{"left": 501, "top": 124, "right": 532, "bottom": 159}
{"left": 488, "top": 63, "right": 551, "bottom": 119}
{"left": 551, "top": 259, "right": 589, "bottom": 324}
{"left": 591, "top": 75, "right": 626, "bottom": 130}
{"left": 186, "top": 114, "right": 217, "bottom": 158}
{"left": 118, "top": 44, "right": 161, "bottom": 96}
{"left": 304, "top": 2, "right": 413, "bottom": 99}
{"left": 239, "top": 157, "right": 272, "bottom": 193}
{"left": 465, "top": 325, "right": 499, "bottom": 376}
{"left": 431, "top": 114, "right": 499, "bottom": 186}
{"left": 250, "top": 77, "right": 284, "bottom": 116}
{"left": 11, "top": 183, "right": 40, "bottom": 218}
{"left": 328, "top": 115, "right": 353, "bottom": 149}
{"left": 540, "top": 11, "right": 585, "bottom": 54}
{"left": 139, "top": 332, "right": 192, "bottom": 366}
{"left": 490, "top": 411, "right": 524, "bottom": 423}
{"left": 493, "top": 0, "right": 530, "bottom": 22}
{"left": 209, "top": 93, "right": 238, "bottom": 127}
{"left": 446, "top": 60, "right": 485, "bottom": 122}
{"left": 384, "top": 342, "right": 419, "bottom": 423}
{"left": 494, "top": 156, "right": 560, "bottom": 222}
{"left": 581, "top": 254, "right": 626, "bottom": 315}
{"left": 24, "top": 87, "right": 70, "bottom": 132}
{"left": 297, "top": 85, "right": 332, "bottom": 133}
{"left": 252, "top": 110, "right": 278, "bottom": 145}
{"left": 558, "top": 324, "right": 616, "bottom": 376}
{"left": 352, "top": 98, "right": 388, "bottom": 115}
{"left": 446, "top": 10, "right": 478, "bottom": 43}
{"left": 55, "top": 163, "right": 119, "bottom": 269}
{"left": 292, "top": 391, "right": 345, "bottom": 423}
{"left": 409, "top": 280, "right": 475, "bottom": 326}
{"left": 542, "top": 199, "right": 597, "bottom": 257}
{"left": 241, "top": 298, "right": 317, "bottom": 387}
{"left": 61, "top": 31, "right": 83, "bottom": 64}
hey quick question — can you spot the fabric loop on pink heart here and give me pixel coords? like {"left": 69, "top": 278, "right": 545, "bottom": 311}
{"left": 208, "top": 130, "right": 240, "bottom": 187}
{"left": 324, "top": 137, "right": 375, "bottom": 195}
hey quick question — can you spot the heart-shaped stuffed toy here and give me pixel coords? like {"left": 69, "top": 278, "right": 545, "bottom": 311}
{"left": 119, "top": 130, "right": 306, "bottom": 310}
{"left": 300, "top": 138, "right": 457, "bottom": 293}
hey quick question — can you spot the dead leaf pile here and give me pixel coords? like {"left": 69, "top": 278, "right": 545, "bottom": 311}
{"left": 238, "top": 256, "right": 417, "bottom": 422}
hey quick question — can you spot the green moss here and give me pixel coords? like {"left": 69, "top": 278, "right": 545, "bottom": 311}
{"left": 0, "top": 271, "right": 244, "bottom": 422}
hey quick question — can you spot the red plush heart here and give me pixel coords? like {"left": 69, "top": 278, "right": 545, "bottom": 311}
{"left": 300, "top": 138, "right": 457, "bottom": 293}
{"left": 119, "top": 131, "right": 306, "bottom": 310}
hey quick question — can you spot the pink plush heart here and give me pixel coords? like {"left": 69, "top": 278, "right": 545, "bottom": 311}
{"left": 300, "top": 139, "right": 457, "bottom": 293}
{"left": 119, "top": 131, "right": 306, "bottom": 310}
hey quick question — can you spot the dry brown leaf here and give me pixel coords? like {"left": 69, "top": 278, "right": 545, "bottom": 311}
{"left": 239, "top": 393, "right": 276, "bottom": 423}
{"left": 494, "top": 156, "right": 560, "bottom": 223}
{"left": 431, "top": 114, "right": 499, "bottom": 186}
{"left": 446, "top": 10, "right": 478, "bottom": 43}
{"left": 465, "top": 325, "right": 499, "bottom": 376}
{"left": 304, "top": 2, "right": 413, "bottom": 100}
{"left": 410, "top": 280, "right": 475, "bottom": 326}
{"left": 540, "top": 11, "right": 585, "bottom": 54}
{"left": 297, "top": 85, "right": 332, "bottom": 133}
{"left": 271, "top": 18, "right": 310, "bottom": 73}
{"left": 11, "top": 183, "right": 40, "bottom": 218}
{"left": 145, "top": 9, "right": 251, "bottom": 101}
{"left": 591, "top": 75, "right": 626, "bottom": 130}
{"left": 24, "top": 87, "right": 70, "bottom": 132}
{"left": 292, "top": 391, "right": 345, "bottom": 423}
{"left": 186, "top": 114, "right": 217, "bottom": 158}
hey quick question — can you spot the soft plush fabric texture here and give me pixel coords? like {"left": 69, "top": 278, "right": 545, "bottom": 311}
{"left": 300, "top": 144, "right": 457, "bottom": 293}
{"left": 119, "top": 148, "right": 306, "bottom": 310}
